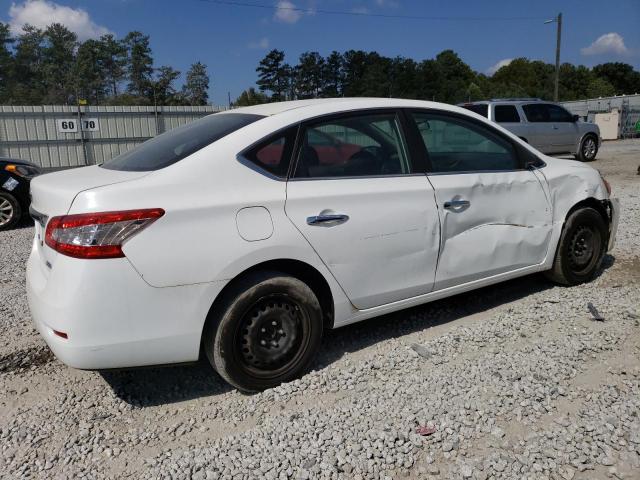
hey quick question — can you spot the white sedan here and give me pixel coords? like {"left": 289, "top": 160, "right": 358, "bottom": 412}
{"left": 27, "top": 98, "right": 619, "bottom": 391}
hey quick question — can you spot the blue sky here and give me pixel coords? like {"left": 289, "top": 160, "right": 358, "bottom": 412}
{"left": 1, "top": 0, "right": 639, "bottom": 105}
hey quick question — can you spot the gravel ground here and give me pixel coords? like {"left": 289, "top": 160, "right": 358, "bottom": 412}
{"left": 1, "top": 140, "right": 639, "bottom": 479}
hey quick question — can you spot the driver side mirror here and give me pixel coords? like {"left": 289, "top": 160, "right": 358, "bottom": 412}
{"left": 572, "top": 114, "right": 580, "bottom": 122}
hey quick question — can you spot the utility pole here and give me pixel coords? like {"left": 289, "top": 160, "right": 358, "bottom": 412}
{"left": 545, "top": 12, "right": 562, "bottom": 102}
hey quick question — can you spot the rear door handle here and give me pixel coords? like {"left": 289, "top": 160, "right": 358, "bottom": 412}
{"left": 443, "top": 200, "right": 470, "bottom": 210}
{"left": 306, "top": 214, "right": 349, "bottom": 226}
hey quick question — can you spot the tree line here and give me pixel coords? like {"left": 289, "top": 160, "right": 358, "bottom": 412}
{"left": 0, "top": 23, "right": 210, "bottom": 106}
{"left": 235, "top": 48, "right": 640, "bottom": 106}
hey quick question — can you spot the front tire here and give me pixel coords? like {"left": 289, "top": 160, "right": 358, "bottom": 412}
{"left": 575, "top": 134, "right": 598, "bottom": 162}
{"left": 204, "top": 271, "right": 323, "bottom": 392}
{"left": 0, "top": 192, "right": 21, "bottom": 231}
{"left": 545, "top": 207, "right": 607, "bottom": 285}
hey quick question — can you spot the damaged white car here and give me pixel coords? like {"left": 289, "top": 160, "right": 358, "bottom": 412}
{"left": 27, "top": 98, "right": 619, "bottom": 391}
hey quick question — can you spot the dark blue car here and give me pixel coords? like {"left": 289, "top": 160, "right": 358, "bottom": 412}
{"left": 0, "top": 157, "right": 41, "bottom": 230}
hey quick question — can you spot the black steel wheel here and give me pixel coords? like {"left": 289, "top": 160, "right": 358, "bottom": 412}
{"left": 204, "top": 271, "right": 323, "bottom": 392}
{"left": 546, "top": 207, "right": 607, "bottom": 285}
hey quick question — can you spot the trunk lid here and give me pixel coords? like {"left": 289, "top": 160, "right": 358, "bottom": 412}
{"left": 30, "top": 166, "right": 149, "bottom": 217}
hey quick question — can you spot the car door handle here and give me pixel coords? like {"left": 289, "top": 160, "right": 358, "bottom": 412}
{"left": 552, "top": 125, "right": 559, "bottom": 130}
{"left": 306, "top": 214, "right": 349, "bottom": 226}
{"left": 443, "top": 200, "right": 470, "bottom": 210}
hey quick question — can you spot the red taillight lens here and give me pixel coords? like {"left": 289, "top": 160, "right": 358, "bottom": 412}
{"left": 45, "top": 209, "right": 164, "bottom": 259}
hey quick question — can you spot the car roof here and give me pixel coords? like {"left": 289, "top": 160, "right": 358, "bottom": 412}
{"left": 228, "top": 97, "right": 463, "bottom": 117}
{"left": 462, "top": 98, "right": 547, "bottom": 105}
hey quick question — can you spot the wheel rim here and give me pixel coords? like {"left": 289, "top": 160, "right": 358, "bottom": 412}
{"left": 582, "top": 138, "right": 596, "bottom": 159}
{"left": 0, "top": 198, "right": 14, "bottom": 226}
{"left": 235, "top": 294, "right": 310, "bottom": 379}
{"left": 567, "top": 225, "right": 601, "bottom": 275}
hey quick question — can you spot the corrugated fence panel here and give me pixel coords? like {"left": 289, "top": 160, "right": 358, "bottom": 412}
{"left": 0, "top": 104, "right": 222, "bottom": 169}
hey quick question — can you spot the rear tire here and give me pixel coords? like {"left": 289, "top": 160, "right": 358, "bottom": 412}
{"left": 0, "top": 192, "right": 21, "bottom": 231}
{"left": 575, "top": 134, "right": 598, "bottom": 162}
{"left": 545, "top": 207, "right": 607, "bottom": 285}
{"left": 203, "top": 271, "right": 323, "bottom": 392}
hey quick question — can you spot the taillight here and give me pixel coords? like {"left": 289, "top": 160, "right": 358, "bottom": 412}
{"left": 45, "top": 209, "right": 164, "bottom": 259}
{"left": 601, "top": 177, "right": 612, "bottom": 196}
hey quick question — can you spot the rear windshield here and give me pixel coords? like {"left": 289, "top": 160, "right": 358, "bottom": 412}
{"left": 461, "top": 104, "right": 488, "bottom": 118}
{"left": 101, "top": 113, "right": 263, "bottom": 171}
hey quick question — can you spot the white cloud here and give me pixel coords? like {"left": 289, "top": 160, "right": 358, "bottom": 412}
{"left": 581, "top": 32, "right": 629, "bottom": 56}
{"left": 375, "top": 0, "right": 399, "bottom": 7}
{"left": 486, "top": 58, "right": 513, "bottom": 75}
{"left": 274, "top": 0, "right": 302, "bottom": 24}
{"left": 8, "top": 0, "right": 111, "bottom": 41}
{"left": 248, "top": 37, "right": 270, "bottom": 49}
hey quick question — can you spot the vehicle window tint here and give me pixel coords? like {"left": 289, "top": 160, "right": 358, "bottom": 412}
{"left": 494, "top": 105, "right": 521, "bottom": 123}
{"left": 411, "top": 112, "right": 519, "bottom": 173}
{"left": 461, "top": 104, "right": 489, "bottom": 118}
{"left": 522, "top": 104, "right": 549, "bottom": 123}
{"left": 101, "top": 113, "right": 263, "bottom": 172}
{"left": 244, "top": 127, "right": 297, "bottom": 177}
{"left": 294, "top": 113, "right": 410, "bottom": 178}
{"left": 547, "top": 104, "right": 573, "bottom": 122}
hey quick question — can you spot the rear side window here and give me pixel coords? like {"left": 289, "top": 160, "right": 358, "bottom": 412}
{"left": 102, "top": 113, "right": 263, "bottom": 171}
{"left": 293, "top": 112, "right": 410, "bottom": 178}
{"left": 243, "top": 127, "right": 298, "bottom": 178}
{"left": 494, "top": 105, "right": 521, "bottom": 123}
{"left": 461, "top": 104, "right": 488, "bottom": 118}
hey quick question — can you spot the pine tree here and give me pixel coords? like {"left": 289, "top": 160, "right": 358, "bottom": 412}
{"left": 74, "top": 39, "right": 109, "bottom": 104}
{"left": 323, "top": 51, "right": 344, "bottom": 97}
{"left": 152, "top": 66, "right": 180, "bottom": 105}
{"left": 0, "top": 23, "right": 14, "bottom": 103}
{"left": 98, "top": 34, "right": 127, "bottom": 97}
{"left": 13, "top": 25, "right": 46, "bottom": 104}
{"left": 256, "top": 49, "right": 290, "bottom": 101}
{"left": 41, "top": 23, "right": 77, "bottom": 103}
{"left": 234, "top": 87, "right": 268, "bottom": 106}
{"left": 124, "top": 31, "right": 153, "bottom": 97}
{"left": 294, "top": 51, "right": 324, "bottom": 99}
{"left": 182, "top": 62, "right": 209, "bottom": 105}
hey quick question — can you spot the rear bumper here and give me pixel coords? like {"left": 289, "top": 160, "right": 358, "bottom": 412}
{"left": 26, "top": 238, "right": 224, "bottom": 369}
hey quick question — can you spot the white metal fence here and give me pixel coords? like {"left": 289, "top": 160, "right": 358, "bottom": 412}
{"left": 0, "top": 105, "right": 224, "bottom": 169}
{"left": 561, "top": 94, "right": 640, "bottom": 139}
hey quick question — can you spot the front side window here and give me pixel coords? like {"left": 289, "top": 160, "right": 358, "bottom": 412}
{"left": 461, "top": 104, "right": 489, "bottom": 118}
{"left": 522, "top": 104, "right": 549, "bottom": 123}
{"left": 494, "top": 105, "right": 521, "bottom": 123}
{"left": 411, "top": 112, "right": 519, "bottom": 173}
{"left": 547, "top": 104, "right": 573, "bottom": 122}
{"left": 294, "top": 112, "right": 410, "bottom": 178}
{"left": 102, "top": 113, "right": 263, "bottom": 172}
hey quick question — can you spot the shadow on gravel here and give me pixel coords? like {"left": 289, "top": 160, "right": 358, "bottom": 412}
{"left": 7, "top": 217, "right": 34, "bottom": 230}
{"left": 99, "top": 255, "right": 615, "bottom": 406}
{"left": 100, "top": 361, "right": 233, "bottom": 407}
{"left": 316, "top": 254, "right": 615, "bottom": 369}
{"left": 0, "top": 345, "right": 55, "bottom": 373}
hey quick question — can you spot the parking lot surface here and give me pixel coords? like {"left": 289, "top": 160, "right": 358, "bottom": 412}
{"left": 1, "top": 140, "right": 639, "bottom": 479}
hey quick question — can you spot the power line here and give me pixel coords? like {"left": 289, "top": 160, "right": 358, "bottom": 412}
{"left": 197, "top": 0, "right": 548, "bottom": 22}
